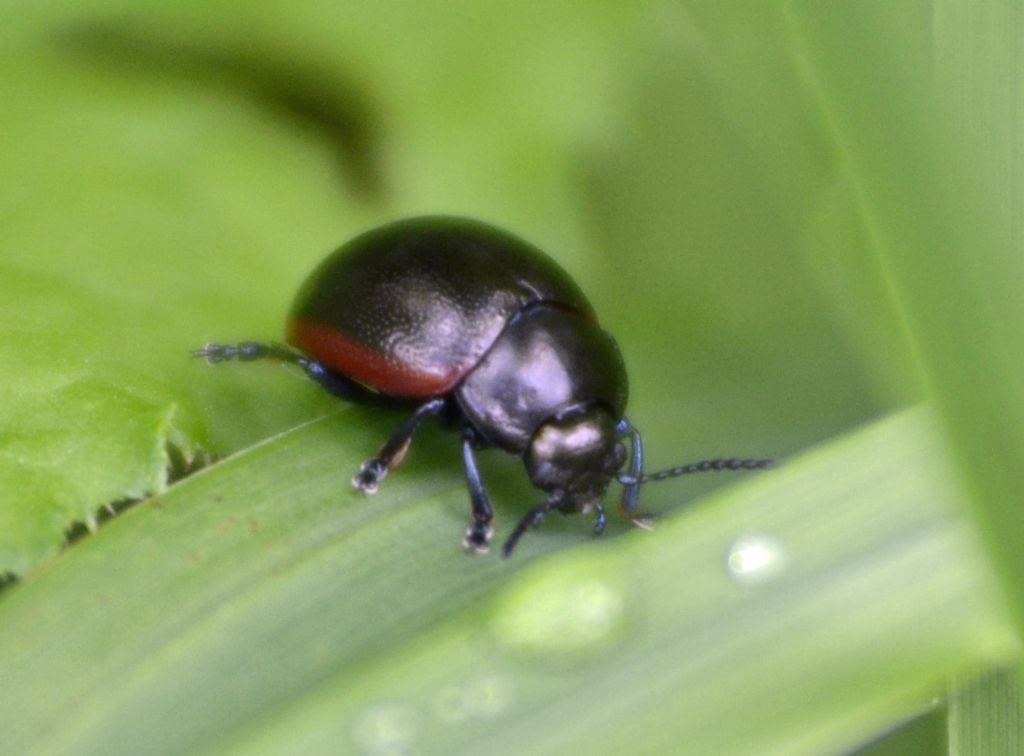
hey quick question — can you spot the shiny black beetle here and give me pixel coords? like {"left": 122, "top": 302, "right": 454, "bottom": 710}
{"left": 197, "top": 217, "right": 771, "bottom": 555}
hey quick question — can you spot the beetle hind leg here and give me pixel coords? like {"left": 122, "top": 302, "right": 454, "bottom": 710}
{"left": 194, "top": 341, "right": 385, "bottom": 405}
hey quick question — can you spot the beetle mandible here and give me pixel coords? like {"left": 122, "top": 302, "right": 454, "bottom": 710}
{"left": 196, "top": 216, "right": 772, "bottom": 556}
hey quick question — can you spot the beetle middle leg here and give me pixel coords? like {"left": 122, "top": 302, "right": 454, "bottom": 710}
{"left": 460, "top": 427, "right": 494, "bottom": 554}
{"left": 353, "top": 397, "right": 447, "bottom": 494}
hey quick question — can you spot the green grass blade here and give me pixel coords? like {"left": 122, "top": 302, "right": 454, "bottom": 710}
{"left": 787, "top": 0, "right": 1024, "bottom": 635}
{"left": 0, "top": 409, "right": 1016, "bottom": 755}
{"left": 949, "top": 668, "right": 1024, "bottom": 755}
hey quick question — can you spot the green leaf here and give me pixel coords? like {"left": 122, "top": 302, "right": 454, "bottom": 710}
{"left": 3, "top": 2, "right": 1022, "bottom": 752}
{"left": 0, "top": 410, "right": 1016, "bottom": 754}
{"left": 0, "top": 21, "right": 357, "bottom": 572}
{"left": 949, "top": 668, "right": 1024, "bottom": 755}
{"left": 788, "top": 0, "right": 1024, "bottom": 636}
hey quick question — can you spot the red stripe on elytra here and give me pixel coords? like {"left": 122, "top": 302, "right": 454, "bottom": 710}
{"left": 287, "top": 319, "right": 464, "bottom": 397}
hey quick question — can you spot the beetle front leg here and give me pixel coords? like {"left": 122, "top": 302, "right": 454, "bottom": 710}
{"left": 616, "top": 417, "right": 657, "bottom": 529}
{"left": 460, "top": 427, "right": 494, "bottom": 554}
{"left": 592, "top": 501, "right": 607, "bottom": 535}
{"left": 353, "top": 397, "right": 447, "bottom": 494}
{"left": 502, "top": 493, "right": 562, "bottom": 558}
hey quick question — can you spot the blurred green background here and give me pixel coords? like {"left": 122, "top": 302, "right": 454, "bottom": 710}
{"left": 1, "top": 1, "right": 1022, "bottom": 754}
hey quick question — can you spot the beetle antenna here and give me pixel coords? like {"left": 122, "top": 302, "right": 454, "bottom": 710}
{"left": 616, "top": 457, "right": 775, "bottom": 487}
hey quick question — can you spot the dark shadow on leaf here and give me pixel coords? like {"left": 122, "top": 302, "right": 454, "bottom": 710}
{"left": 55, "top": 20, "right": 388, "bottom": 204}
{"left": 0, "top": 572, "right": 17, "bottom": 599}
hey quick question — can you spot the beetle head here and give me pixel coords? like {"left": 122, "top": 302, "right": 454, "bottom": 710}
{"left": 525, "top": 406, "right": 626, "bottom": 510}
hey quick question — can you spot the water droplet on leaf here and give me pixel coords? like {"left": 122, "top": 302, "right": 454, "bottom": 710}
{"left": 726, "top": 533, "right": 786, "bottom": 586}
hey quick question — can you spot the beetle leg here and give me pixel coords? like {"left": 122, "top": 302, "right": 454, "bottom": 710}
{"left": 616, "top": 417, "right": 643, "bottom": 516}
{"left": 194, "top": 341, "right": 385, "bottom": 405}
{"left": 616, "top": 417, "right": 657, "bottom": 528}
{"left": 353, "top": 398, "right": 447, "bottom": 494}
{"left": 592, "top": 501, "right": 607, "bottom": 535}
{"left": 460, "top": 427, "right": 494, "bottom": 554}
{"left": 502, "top": 493, "right": 562, "bottom": 558}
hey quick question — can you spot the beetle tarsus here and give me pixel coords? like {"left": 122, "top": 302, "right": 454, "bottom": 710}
{"left": 592, "top": 503, "right": 607, "bottom": 535}
{"left": 193, "top": 341, "right": 295, "bottom": 364}
{"left": 462, "top": 522, "right": 493, "bottom": 555}
{"left": 352, "top": 459, "right": 387, "bottom": 494}
{"left": 193, "top": 343, "right": 233, "bottom": 363}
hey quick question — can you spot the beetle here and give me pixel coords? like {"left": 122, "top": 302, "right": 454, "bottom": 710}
{"left": 196, "top": 216, "right": 772, "bottom": 556}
